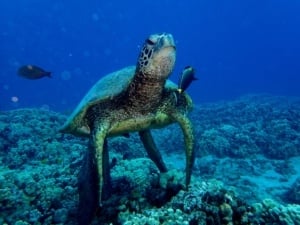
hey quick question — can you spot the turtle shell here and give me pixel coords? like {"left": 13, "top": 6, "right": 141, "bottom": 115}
{"left": 60, "top": 66, "right": 178, "bottom": 136}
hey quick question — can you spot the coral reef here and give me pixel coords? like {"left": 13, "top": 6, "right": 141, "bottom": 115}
{"left": 190, "top": 94, "right": 300, "bottom": 159}
{"left": 0, "top": 94, "right": 299, "bottom": 224}
{"left": 285, "top": 177, "right": 300, "bottom": 204}
{"left": 0, "top": 109, "right": 83, "bottom": 224}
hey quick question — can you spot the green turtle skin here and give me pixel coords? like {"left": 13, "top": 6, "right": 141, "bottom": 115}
{"left": 60, "top": 33, "right": 195, "bottom": 224}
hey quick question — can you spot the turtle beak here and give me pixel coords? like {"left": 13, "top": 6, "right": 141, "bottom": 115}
{"left": 155, "top": 33, "right": 176, "bottom": 51}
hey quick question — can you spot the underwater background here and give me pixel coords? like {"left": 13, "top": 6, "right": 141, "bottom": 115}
{"left": 1, "top": 0, "right": 300, "bottom": 224}
{"left": 1, "top": 0, "right": 300, "bottom": 111}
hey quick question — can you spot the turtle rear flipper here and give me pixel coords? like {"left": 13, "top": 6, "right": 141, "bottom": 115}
{"left": 139, "top": 129, "right": 167, "bottom": 172}
{"left": 77, "top": 141, "right": 99, "bottom": 225}
{"left": 78, "top": 124, "right": 111, "bottom": 224}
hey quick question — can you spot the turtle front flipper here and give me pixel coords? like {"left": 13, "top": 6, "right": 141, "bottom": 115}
{"left": 139, "top": 129, "right": 167, "bottom": 172}
{"left": 77, "top": 122, "right": 111, "bottom": 224}
{"left": 171, "top": 112, "right": 195, "bottom": 189}
{"left": 92, "top": 123, "right": 111, "bottom": 203}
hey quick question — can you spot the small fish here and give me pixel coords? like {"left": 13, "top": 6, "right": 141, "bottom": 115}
{"left": 17, "top": 65, "right": 51, "bottom": 79}
{"left": 178, "top": 66, "right": 197, "bottom": 93}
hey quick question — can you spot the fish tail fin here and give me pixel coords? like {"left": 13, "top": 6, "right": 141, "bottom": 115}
{"left": 46, "top": 72, "right": 52, "bottom": 78}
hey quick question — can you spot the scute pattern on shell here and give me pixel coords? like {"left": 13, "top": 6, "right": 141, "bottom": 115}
{"left": 60, "top": 66, "right": 136, "bottom": 135}
{"left": 60, "top": 66, "right": 179, "bottom": 136}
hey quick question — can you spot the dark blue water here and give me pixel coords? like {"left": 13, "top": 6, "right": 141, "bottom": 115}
{"left": 1, "top": 0, "right": 300, "bottom": 111}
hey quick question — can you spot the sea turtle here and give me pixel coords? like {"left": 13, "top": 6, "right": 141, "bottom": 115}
{"left": 60, "top": 33, "right": 195, "bottom": 224}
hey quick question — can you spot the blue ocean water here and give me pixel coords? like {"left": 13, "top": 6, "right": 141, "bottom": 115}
{"left": 1, "top": 0, "right": 300, "bottom": 111}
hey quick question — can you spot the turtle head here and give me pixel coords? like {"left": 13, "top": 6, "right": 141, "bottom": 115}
{"left": 137, "top": 33, "right": 176, "bottom": 80}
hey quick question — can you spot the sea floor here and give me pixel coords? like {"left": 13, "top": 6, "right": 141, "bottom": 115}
{"left": 0, "top": 94, "right": 300, "bottom": 224}
{"left": 165, "top": 153, "right": 300, "bottom": 204}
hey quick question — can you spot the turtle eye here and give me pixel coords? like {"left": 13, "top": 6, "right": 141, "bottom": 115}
{"left": 146, "top": 38, "right": 155, "bottom": 45}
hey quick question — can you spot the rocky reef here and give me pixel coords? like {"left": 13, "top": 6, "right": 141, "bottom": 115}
{"left": 0, "top": 94, "right": 299, "bottom": 224}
